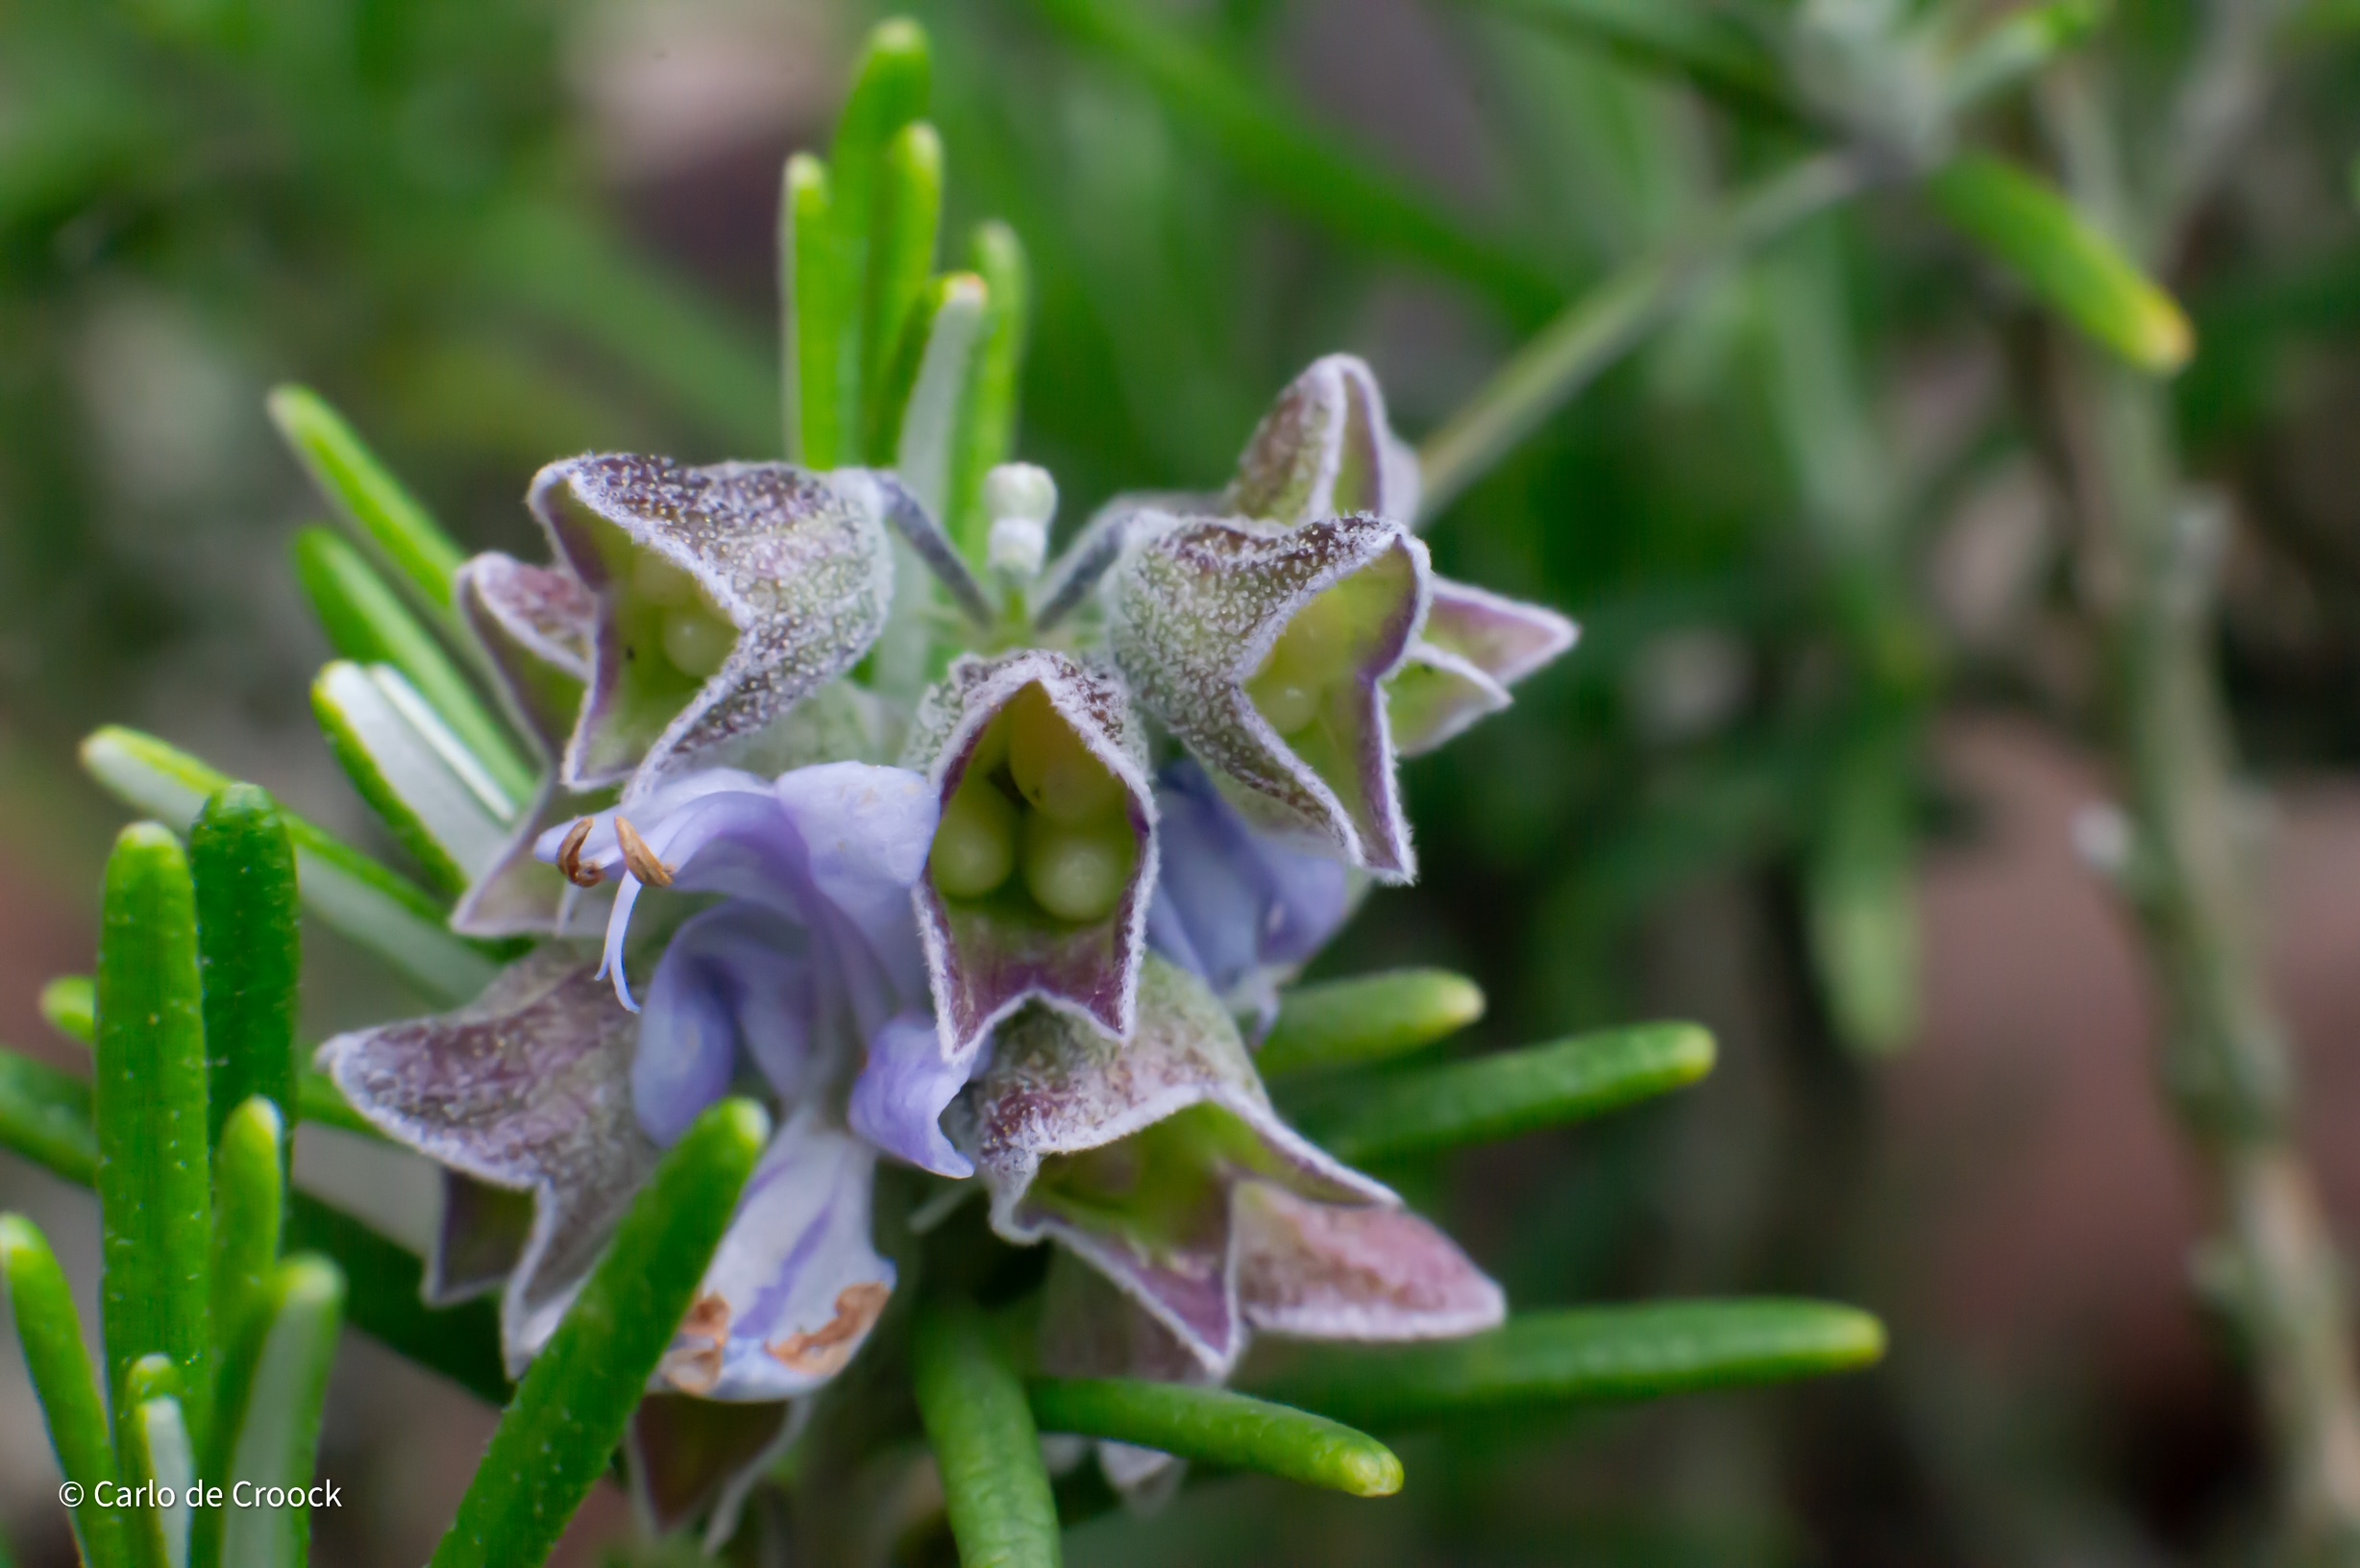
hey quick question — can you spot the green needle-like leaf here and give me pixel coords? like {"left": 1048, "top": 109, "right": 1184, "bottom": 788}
{"left": 0, "top": 1056, "right": 504, "bottom": 1404}
{"left": 0, "top": 1050, "right": 97, "bottom": 1184}
{"left": 1032, "top": 0, "right": 1555, "bottom": 316}
{"left": 268, "top": 384, "right": 467, "bottom": 626}
{"left": 914, "top": 1300, "right": 1061, "bottom": 1568}
{"left": 829, "top": 19, "right": 933, "bottom": 456}
{"left": 782, "top": 154, "right": 842, "bottom": 466}
{"left": 38, "top": 976, "right": 94, "bottom": 1045}
{"left": 190, "top": 787, "right": 301, "bottom": 1155}
{"left": 948, "top": 220, "right": 1031, "bottom": 562}
{"left": 1289, "top": 1022, "right": 1714, "bottom": 1164}
{"left": 312, "top": 663, "right": 512, "bottom": 896}
{"left": 884, "top": 272, "right": 991, "bottom": 512}
{"left": 1925, "top": 154, "right": 2194, "bottom": 373}
{"left": 0, "top": 1214, "right": 131, "bottom": 1568}
{"left": 80, "top": 727, "right": 504, "bottom": 1004}
{"left": 430, "top": 1098, "right": 768, "bottom": 1568}
{"left": 1258, "top": 968, "right": 1486, "bottom": 1078}
{"left": 210, "top": 1098, "right": 285, "bottom": 1376}
{"left": 862, "top": 121, "right": 945, "bottom": 462}
{"left": 1029, "top": 1378, "right": 1401, "bottom": 1497}
{"left": 121, "top": 1357, "right": 193, "bottom": 1568}
{"left": 195, "top": 1257, "right": 345, "bottom": 1568}
{"left": 96, "top": 823, "right": 214, "bottom": 1447}
{"left": 293, "top": 527, "right": 535, "bottom": 806}
{"left": 1259, "top": 1300, "right": 1887, "bottom": 1428}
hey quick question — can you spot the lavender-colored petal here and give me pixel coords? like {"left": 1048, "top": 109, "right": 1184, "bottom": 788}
{"left": 1233, "top": 1180, "right": 1506, "bottom": 1342}
{"left": 455, "top": 551, "right": 595, "bottom": 755}
{"left": 317, "top": 951, "right": 661, "bottom": 1374}
{"left": 973, "top": 957, "right": 1388, "bottom": 1373}
{"left": 1105, "top": 512, "right": 1428, "bottom": 880}
{"left": 639, "top": 904, "right": 816, "bottom": 1144}
{"left": 904, "top": 650, "right": 1157, "bottom": 1063}
{"left": 529, "top": 455, "right": 895, "bottom": 794}
{"left": 657, "top": 1110, "right": 897, "bottom": 1402}
{"left": 1147, "top": 758, "right": 1356, "bottom": 1027}
{"left": 626, "top": 1395, "right": 797, "bottom": 1548}
{"left": 1223, "top": 355, "right": 1420, "bottom": 527}
{"left": 848, "top": 1012, "right": 976, "bottom": 1178}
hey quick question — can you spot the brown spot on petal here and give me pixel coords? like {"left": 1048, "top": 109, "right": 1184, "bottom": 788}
{"left": 557, "top": 818, "right": 602, "bottom": 888}
{"left": 614, "top": 817, "right": 674, "bottom": 887}
{"left": 660, "top": 1292, "right": 731, "bottom": 1394}
{"left": 767, "top": 1282, "right": 891, "bottom": 1378}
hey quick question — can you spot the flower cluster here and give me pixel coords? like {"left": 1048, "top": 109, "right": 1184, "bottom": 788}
{"left": 319, "top": 353, "right": 1574, "bottom": 1518}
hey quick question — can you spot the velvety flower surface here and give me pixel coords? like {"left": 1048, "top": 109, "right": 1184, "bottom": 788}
{"left": 1389, "top": 578, "right": 1581, "bottom": 757}
{"left": 903, "top": 649, "right": 1159, "bottom": 1062}
{"left": 529, "top": 455, "right": 897, "bottom": 795}
{"left": 971, "top": 957, "right": 1505, "bottom": 1377}
{"left": 1221, "top": 354, "right": 1422, "bottom": 526}
{"left": 1105, "top": 511, "right": 1430, "bottom": 880}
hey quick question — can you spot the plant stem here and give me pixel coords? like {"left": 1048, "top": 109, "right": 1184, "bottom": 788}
{"left": 1414, "top": 147, "right": 1873, "bottom": 523}
{"left": 2038, "top": 60, "right": 2360, "bottom": 1559}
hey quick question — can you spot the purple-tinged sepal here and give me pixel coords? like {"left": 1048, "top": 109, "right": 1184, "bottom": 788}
{"left": 1389, "top": 578, "right": 1579, "bottom": 757}
{"left": 1223, "top": 354, "right": 1421, "bottom": 527}
{"left": 316, "top": 951, "right": 661, "bottom": 1374}
{"left": 656, "top": 1109, "right": 897, "bottom": 1401}
{"left": 1234, "top": 1180, "right": 1503, "bottom": 1341}
{"left": 1038, "top": 1253, "right": 1208, "bottom": 1497}
{"left": 529, "top": 455, "right": 895, "bottom": 795}
{"left": 904, "top": 650, "right": 1158, "bottom": 1065}
{"left": 626, "top": 1395, "right": 797, "bottom": 1549}
{"left": 971, "top": 957, "right": 1391, "bottom": 1375}
{"left": 1106, "top": 511, "right": 1428, "bottom": 881}
{"left": 1145, "top": 758, "right": 1357, "bottom": 1033}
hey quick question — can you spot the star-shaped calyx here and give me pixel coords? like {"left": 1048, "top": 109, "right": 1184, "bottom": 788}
{"left": 904, "top": 649, "right": 1158, "bottom": 1062}
{"left": 1105, "top": 511, "right": 1429, "bottom": 879}
{"left": 529, "top": 455, "right": 899, "bottom": 796}
{"left": 971, "top": 957, "right": 1504, "bottom": 1375}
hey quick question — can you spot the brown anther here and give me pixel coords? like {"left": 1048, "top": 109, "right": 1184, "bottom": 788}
{"left": 614, "top": 817, "right": 675, "bottom": 887}
{"left": 767, "top": 1282, "right": 891, "bottom": 1378}
{"left": 556, "top": 818, "right": 603, "bottom": 888}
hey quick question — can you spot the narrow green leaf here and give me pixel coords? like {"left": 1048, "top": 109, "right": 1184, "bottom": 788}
{"left": 430, "top": 1099, "right": 768, "bottom": 1568}
{"left": 210, "top": 1099, "right": 285, "bottom": 1381}
{"left": 828, "top": 18, "right": 933, "bottom": 448}
{"left": 283, "top": 1197, "right": 507, "bottom": 1406}
{"left": 79, "top": 727, "right": 504, "bottom": 1004}
{"left": 0, "top": 1213, "right": 131, "bottom": 1568}
{"left": 861, "top": 122, "right": 945, "bottom": 462}
{"left": 1029, "top": 1378, "right": 1401, "bottom": 1497}
{"left": 190, "top": 787, "right": 301, "bottom": 1155}
{"left": 96, "top": 823, "right": 214, "bottom": 1446}
{"left": 0, "top": 1061, "right": 503, "bottom": 1404}
{"left": 292, "top": 528, "right": 535, "bottom": 806}
{"left": 1258, "top": 968, "right": 1486, "bottom": 1078}
{"left": 196, "top": 1257, "right": 344, "bottom": 1568}
{"left": 1032, "top": 0, "right": 1555, "bottom": 315}
{"left": 914, "top": 1300, "right": 1061, "bottom": 1568}
{"left": 1289, "top": 1023, "right": 1714, "bottom": 1164}
{"left": 1925, "top": 154, "right": 2193, "bottom": 373}
{"left": 38, "top": 975, "right": 94, "bottom": 1045}
{"left": 885, "top": 272, "right": 991, "bottom": 513}
{"left": 1942, "top": 0, "right": 2107, "bottom": 110}
{"left": 948, "top": 220, "right": 1032, "bottom": 563}
{"left": 1806, "top": 744, "right": 1920, "bottom": 1057}
{"left": 1460, "top": 0, "right": 1797, "bottom": 122}
{"left": 0, "top": 1050, "right": 98, "bottom": 1184}
{"left": 1258, "top": 1300, "right": 1887, "bottom": 1428}
{"left": 267, "top": 385, "right": 466, "bottom": 625}
{"left": 312, "top": 663, "right": 512, "bottom": 896}
{"left": 781, "top": 153, "right": 842, "bottom": 466}
{"left": 120, "top": 1358, "right": 193, "bottom": 1568}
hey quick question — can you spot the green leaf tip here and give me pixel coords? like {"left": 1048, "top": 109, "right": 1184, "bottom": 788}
{"left": 1926, "top": 155, "right": 2194, "bottom": 374}
{"left": 267, "top": 382, "right": 466, "bottom": 616}
{"left": 37, "top": 976, "right": 94, "bottom": 1045}
{"left": 1028, "top": 1377, "right": 1403, "bottom": 1497}
{"left": 1292, "top": 1021, "right": 1715, "bottom": 1164}
{"left": 1260, "top": 968, "right": 1486, "bottom": 1077}
{"left": 914, "top": 1300, "right": 1062, "bottom": 1568}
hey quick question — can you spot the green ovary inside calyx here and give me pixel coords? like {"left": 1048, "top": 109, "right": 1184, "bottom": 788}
{"left": 1246, "top": 569, "right": 1388, "bottom": 739}
{"left": 633, "top": 551, "right": 736, "bottom": 679}
{"left": 927, "top": 684, "right": 1136, "bottom": 923}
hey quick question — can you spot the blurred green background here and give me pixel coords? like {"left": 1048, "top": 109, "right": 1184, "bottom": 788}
{"left": 7, "top": 0, "right": 2360, "bottom": 1562}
